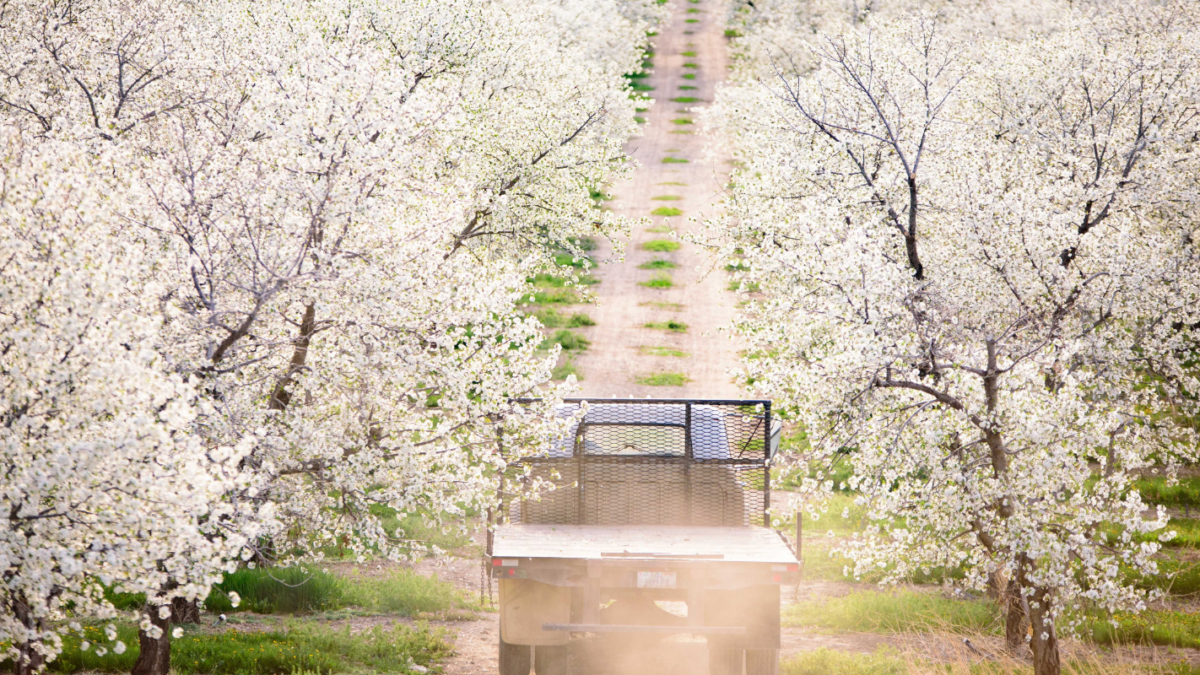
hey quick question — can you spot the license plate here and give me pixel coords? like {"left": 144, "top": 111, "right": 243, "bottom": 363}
{"left": 637, "top": 571, "right": 676, "bottom": 589}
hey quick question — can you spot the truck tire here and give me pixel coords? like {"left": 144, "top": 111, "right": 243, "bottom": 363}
{"left": 745, "top": 649, "right": 778, "bottom": 675}
{"left": 708, "top": 643, "right": 743, "bottom": 675}
{"left": 533, "top": 644, "right": 568, "bottom": 675}
{"left": 499, "top": 638, "right": 530, "bottom": 675}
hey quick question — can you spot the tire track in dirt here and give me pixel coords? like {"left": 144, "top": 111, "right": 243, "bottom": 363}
{"left": 573, "top": 0, "right": 742, "bottom": 399}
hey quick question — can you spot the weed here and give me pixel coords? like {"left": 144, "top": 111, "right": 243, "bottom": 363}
{"left": 683, "top": 62, "right": 699, "bottom": 68}
{"left": 640, "top": 274, "right": 674, "bottom": 289}
{"left": 679, "top": 85, "right": 698, "bottom": 90}
{"left": 682, "top": 73, "right": 696, "bottom": 80}
{"left": 640, "top": 346, "right": 689, "bottom": 357}
{"left": 643, "top": 239, "right": 681, "bottom": 252}
{"left": 651, "top": 207, "right": 683, "bottom": 217}
{"left": 567, "top": 313, "right": 595, "bottom": 327}
{"left": 724, "top": 29, "right": 742, "bottom": 38}
{"left": 671, "top": 97, "right": 700, "bottom": 103}
{"left": 636, "top": 372, "right": 691, "bottom": 386}
{"left": 652, "top": 195, "right": 682, "bottom": 201}
{"left": 682, "top": 50, "right": 697, "bottom": 56}
{"left": 685, "top": 19, "right": 699, "bottom": 23}
{"left": 686, "top": 9, "right": 701, "bottom": 14}
{"left": 662, "top": 157, "right": 690, "bottom": 163}
{"left": 670, "top": 118, "right": 693, "bottom": 125}
{"left": 639, "top": 259, "right": 677, "bottom": 270}
{"left": 644, "top": 320, "right": 688, "bottom": 332}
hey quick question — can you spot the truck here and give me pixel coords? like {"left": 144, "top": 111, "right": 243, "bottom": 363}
{"left": 488, "top": 398, "right": 797, "bottom": 675}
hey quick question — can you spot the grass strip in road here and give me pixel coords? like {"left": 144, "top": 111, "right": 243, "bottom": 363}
{"left": 644, "top": 320, "right": 688, "bottom": 332}
{"left": 640, "top": 346, "right": 689, "bottom": 357}
{"left": 662, "top": 156, "right": 690, "bottom": 163}
{"left": 671, "top": 97, "right": 701, "bottom": 103}
{"left": 647, "top": 224, "right": 673, "bottom": 233}
{"left": 652, "top": 195, "right": 682, "bottom": 200}
{"left": 639, "top": 259, "right": 677, "bottom": 269}
{"left": 682, "top": 50, "right": 698, "bottom": 56}
{"left": 640, "top": 274, "right": 674, "bottom": 289}
{"left": 643, "top": 239, "right": 681, "bottom": 252}
{"left": 651, "top": 207, "right": 683, "bottom": 217}
{"left": 683, "top": 62, "right": 699, "bottom": 68}
{"left": 679, "top": 85, "right": 698, "bottom": 90}
{"left": 670, "top": 118, "right": 693, "bottom": 125}
{"left": 640, "top": 301, "right": 685, "bottom": 311}
{"left": 657, "top": 181, "right": 688, "bottom": 186}
{"left": 636, "top": 372, "right": 691, "bottom": 386}
{"left": 682, "top": 73, "right": 696, "bottom": 79}
{"left": 685, "top": 19, "right": 699, "bottom": 23}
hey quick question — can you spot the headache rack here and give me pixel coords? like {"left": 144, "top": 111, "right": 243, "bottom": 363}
{"left": 501, "top": 399, "right": 781, "bottom": 528}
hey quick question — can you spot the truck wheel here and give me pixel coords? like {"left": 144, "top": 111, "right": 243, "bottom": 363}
{"left": 499, "top": 638, "right": 530, "bottom": 675}
{"left": 745, "top": 649, "right": 778, "bottom": 675}
{"left": 708, "top": 642, "right": 743, "bottom": 675}
{"left": 533, "top": 644, "right": 568, "bottom": 675}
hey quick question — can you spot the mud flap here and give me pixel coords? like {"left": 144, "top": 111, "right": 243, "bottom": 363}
{"left": 499, "top": 578, "right": 571, "bottom": 646}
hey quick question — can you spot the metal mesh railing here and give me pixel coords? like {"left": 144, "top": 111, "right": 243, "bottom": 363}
{"left": 504, "top": 399, "right": 775, "bottom": 527}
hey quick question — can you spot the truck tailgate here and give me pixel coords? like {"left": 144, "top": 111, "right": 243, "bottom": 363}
{"left": 493, "top": 524, "right": 796, "bottom": 564}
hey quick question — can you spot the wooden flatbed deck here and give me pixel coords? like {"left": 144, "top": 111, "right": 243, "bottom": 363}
{"left": 492, "top": 524, "right": 796, "bottom": 564}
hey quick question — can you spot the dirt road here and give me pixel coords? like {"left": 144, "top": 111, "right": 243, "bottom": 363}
{"left": 574, "top": 0, "right": 743, "bottom": 399}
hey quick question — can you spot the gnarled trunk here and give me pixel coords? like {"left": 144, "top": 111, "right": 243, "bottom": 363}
{"left": 171, "top": 597, "right": 202, "bottom": 624}
{"left": 1017, "top": 557, "right": 1060, "bottom": 675}
{"left": 130, "top": 602, "right": 171, "bottom": 675}
{"left": 12, "top": 596, "right": 45, "bottom": 675}
{"left": 1001, "top": 576, "right": 1027, "bottom": 651}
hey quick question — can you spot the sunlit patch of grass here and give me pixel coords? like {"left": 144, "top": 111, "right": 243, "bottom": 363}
{"left": 682, "top": 73, "right": 696, "bottom": 80}
{"left": 679, "top": 85, "right": 698, "bottom": 90}
{"left": 639, "top": 274, "right": 673, "bottom": 289}
{"left": 785, "top": 589, "right": 1001, "bottom": 636}
{"left": 782, "top": 648, "right": 909, "bottom": 675}
{"left": 542, "top": 329, "right": 590, "bottom": 351}
{"left": 662, "top": 157, "right": 690, "bottom": 163}
{"left": 636, "top": 372, "right": 690, "bottom": 386}
{"left": 724, "top": 29, "right": 741, "bottom": 38}
{"left": 639, "top": 259, "right": 677, "bottom": 270}
{"left": 683, "top": 50, "right": 698, "bottom": 56}
{"left": 671, "top": 97, "right": 700, "bottom": 103}
{"left": 651, "top": 207, "right": 683, "bottom": 217}
{"left": 683, "top": 62, "right": 699, "bottom": 68}
{"left": 652, "top": 195, "right": 682, "bottom": 201}
{"left": 640, "top": 346, "right": 689, "bottom": 357}
{"left": 643, "top": 239, "right": 680, "bottom": 252}
{"left": 552, "top": 354, "right": 581, "bottom": 381}
{"left": 644, "top": 320, "right": 688, "bottom": 332}
{"left": 635, "top": 116, "right": 647, "bottom": 124}
{"left": 685, "top": 19, "right": 699, "bottom": 23}
{"left": 658, "top": 181, "right": 687, "bottom": 186}
{"left": 670, "top": 118, "right": 693, "bottom": 125}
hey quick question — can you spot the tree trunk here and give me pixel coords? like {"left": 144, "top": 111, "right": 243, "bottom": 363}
{"left": 268, "top": 302, "right": 316, "bottom": 411}
{"left": 1001, "top": 576, "right": 1026, "bottom": 651}
{"left": 12, "top": 597, "right": 45, "bottom": 675}
{"left": 1017, "top": 558, "right": 1060, "bottom": 675}
{"left": 130, "top": 602, "right": 171, "bottom": 675}
{"left": 171, "top": 597, "right": 202, "bottom": 624}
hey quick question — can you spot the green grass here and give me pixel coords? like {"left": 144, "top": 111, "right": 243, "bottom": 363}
{"left": 782, "top": 648, "right": 909, "bottom": 675}
{"left": 682, "top": 50, "right": 698, "bottom": 56}
{"left": 526, "top": 288, "right": 580, "bottom": 304}
{"left": 552, "top": 355, "right": 581, "bottom": 381}
{"left": 652, "top": 195, "right": 682, "bottom": 201}
{"left": 1137, "top": 476, "right": 1200, "bottom": 508}
{"left": 784, "top": 589, "right": 1001, "bottom": 636}
{"left": 33, "top": 621, "right": 452, "bottom": 675}
{"left": 728, "top": 279, "right": 762, "bottom": 292}
{"left": 662, "top": 157, "right": 690, "bottom": 163}
{"left": 635, "top": 372, "right": 690, "bottom": 386}
{"left": 647, "top": 224, "right": 673, "bottom": 233}
{"left": 639, "top": 346, "right": 689, "bottom": 357}
{"left": 642, "top": 239, "right": 680, "bottom": 252}
{"left": 724, "top": 29, "right": 741, "bottom": 38}
{"left": 204, "top": 567, "right": 346, "bottom": 614}
{"left": 682, "top": 73, "right": 696, "bottom": 80}
{"left": 543, "top": 329, "right": 590, "bottom": 351}
{"left": 670, "top": 131, "right": 693, "bottom": 135}
{"left": 679, "top": 85, "right": 698, "bottom": 90}
{"left": 553, "top": 252, "right": 592, "bottom": 268}
{"left": 639, "top": 259, "right": 677, "bottom": 270}
{"left": 533, "top": 309, "right": 594, "bottom": 328}
{"left": 636, "top": 107, "right": 650, "bottom": 113}
{"left": 640, "top": 274, "right": 674, "bottom": 289}
{"left": 725, "top": 260, "right": 750, "bottom": 272}
{"left": 644, "top": 320, "right": 688, "bottom": 332}
{"left": 683, "top": 62, "right": 699, "bottom": 68}
{"left": 635, "top": 116, "right": 646, "bottom": 124}
{"left": 629, "top": 81, "right": 655, "bottom": 92}
{"left": 640, "top": 301, "right": 684, "bottom": 311}
{"left": 686, "top": 9, "right": 700, "bottom": 14}
{"left": 671, "top": 97, "right": 700, "bottom": 103}
{"left": 651, "top": 207, "right": 683, "bottom": 217}
{"left": 670, "top": 118, "right": 693, "bottom": 125}
{"left": 685, "top": 19, "right": 699, "bottom": 23}
{"left": 1087, "top": 608, "right": 1200, "bottom": 650}
{"left": 657, "top": 181, "right": 687, "bottom": 186}
{"left": 1110, "top": 517, "right": 1200, "bottom": 548}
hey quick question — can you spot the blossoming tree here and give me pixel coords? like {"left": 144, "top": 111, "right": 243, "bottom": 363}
{"left": 709, "top": 3, "right": 1200, "bottom": 673}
